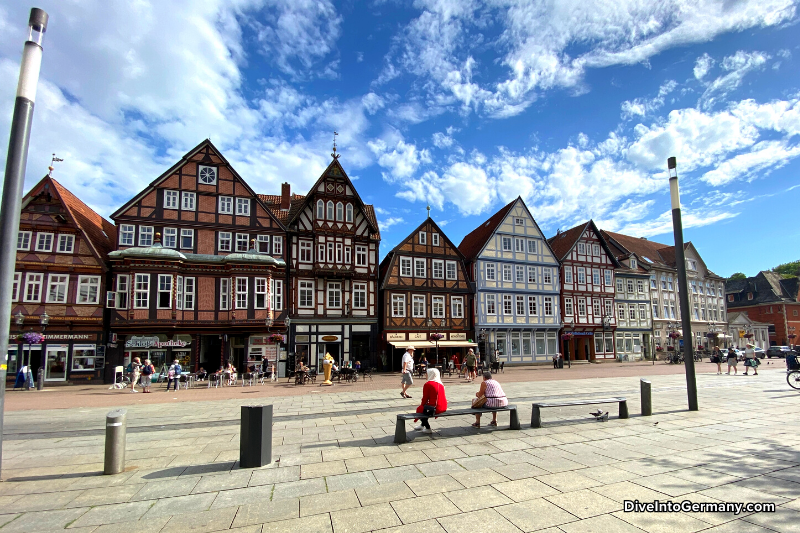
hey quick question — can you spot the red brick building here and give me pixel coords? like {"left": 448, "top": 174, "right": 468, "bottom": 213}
{"left": 726, "top": 271, "right": 800, "bottom": 347}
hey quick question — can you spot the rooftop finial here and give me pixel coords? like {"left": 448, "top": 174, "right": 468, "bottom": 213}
{"left": 48, "top": 153, "right": 63, "bottom": 176}
{"left": 427, "top": 205, "right": 430, "bottom": 219}
{"left": 331, "top": 131, "right": 340, "bottom": 160}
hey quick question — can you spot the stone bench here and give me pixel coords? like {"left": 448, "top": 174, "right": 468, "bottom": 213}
{"left": 531, "top": 397, "right": 628, "bottom": 428}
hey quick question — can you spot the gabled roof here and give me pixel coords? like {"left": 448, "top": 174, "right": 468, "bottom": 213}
{"left": 725, "top": 271, "right": 800, "bottom": 305}
{"left": 547, "top": 220, "right": 622, "bottom": 267}
{"left": 257, "top": 194, "right": 305, "bottom": 224}
{"left": 285, "top": 157, "right": 379, "bottom": 237}
{"left": 600, "top": 230, "right": 676, "bottom": 269}
{"left": 110, "top": 139, "right": 286, "bottom": 230}
{"left": 457, "top": 199, "right": 516, "bottom": 261}
{"left": 727, "top": 312, "right": 772, "bottom": 327}
{"left": 381, "top": 217, "right": 466, "bottom": 285}
{"left": 22, "top": 175, "right": 116, "bottom": 267}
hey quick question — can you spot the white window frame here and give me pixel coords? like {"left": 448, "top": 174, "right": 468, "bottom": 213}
{"left": 577, "top": 243, "right": 586, "bottom": 255}
{"left": 255, "top": 278, "right": 268, "bottom": 309}
{"left": 46, "top": 274, "right": 69, "bottom": 304}
{"left": 544, "top": 296, "right": 554, "bottom": 316}
{"left": 514, "top": 217, "right": 525, "bottom": 226}
{"left": 578, "top": 298, "right": 586, "bottom": 316}
{"left": 592, "top": 269, "right": 601, "bottom": 285}
{"left": 235, "top": 277, "right": 249, "bottom": 309}
{"left": 485, "top": 263, "right": 496, "bottom": 281}
{"left": 236, "top": 197, "right": 251, "bottom": 216}
{"left": 355, "top": 245, "right": 367, "bottom": 267}
{"left": 346, "top": 203, "right": 353, "bottom": 223}
{"left": 516, "top": 295, "right": 525, "bottom": 316}
{"left": 327, "top": 282, "right": 342, "bottom": 308}
{"left": 604, "top": 270, "right": 612, "bottom": 285}
{"left": 414, "top": 258, "right": 426, "bottom": 278}
{"left": 515, "top": 238, "right": 524, "bottom": 252}
{"left": 12, "top": 272, "right": 21, "bottom": 301}
{"left": 256, "top": 235, "right": 270, "bottom": 254}
{"left": 181, "top": 191, "right": 196, "bottom": 211}
{"left": 24, "top": 273, "right": 43, "bottom": 303}
{"left": 157, "top": 274, "right": 173, "bottom": 309}
{"left": 451, "top": 296, "right": 463, "bottom": 318}
{"left": 432, "top": 233, "right": 440, "bottom": 246}
{"left": 76, "top": 275, "right": 101, "bottom": 305}
{"left": 432, "top": 260, "right": 444, "bottom": 279}
{"left": 115, "top": 274, "right": 129, "bottom": 309}
{"left": 17, "top": 231, "right": 31, "bottom": 251}
{"left": 352, "top": 282, "right": 367, "bottom": 309}
{"left": 527, "top": 239, "right": 536, "bottom": 253}
{"left": 564, "top": 297, "right": 573, "bottom": 316}
{"left": 57, "top": 234, "right": 75, "bottom": 254}
{"left": 162, "top": 227, "right": 177, "bottom": 248}
{"left": 336, "top": 202, "right": 344, "bottom": 222}
{"left": 218, "top": 196, "right": 233, "bottom": 214}
{"left": 317, "top": 200, "right": 324, "bottom": 219}
{"left": 486, "top": 294, "right": 496, "bottom": 315}
{"left": 502, "top": 264, "right": 512, "bottom": 282}
{"left": 564, "top": 267, "right": 572, "bottom": 283}
{"left": 218, "top": 232, "right": 232, "bottom": 252}
{"left": 528, "top": 295, "right": 538, "bottom": 316}
{"left": 134, "top": 274, "right": 150, "bottom": 309}
{"left": 392, "top": 294, "right": 405, "bottom": 317}
{"left": 543, "top": 268, "right": 552, "bottom": 284}
{"left": 180, "top": 228, "right": 194, "bottom": 249}
{"left": 183, "top": 277, "right": 195, "bottom": 310}
{"left": 176, "top": 276, "right": 184, "bottom": 310}
{"left": 400, "top": 257, "right": 412, "bottom": 277}
{"left": 446, "top": 261, "right": 457, "bottom": 280}
{"left": 35, "top": 232, "right": 54, "bottom": 252}
{"left": 299, "top": 241, "right": 313, "bottom": 262}
{"left": 577, "top": 267, "right": 585, "bottom": 284}
{"left": 345, "top": 246, "right": 352, "bottom": 265}
{"left": 502, "top": 236, "right": 512, "bottom": 251}
{"left": 327, "top": 201, "right": 334, "bottom": 220}
{"left": 138, "top": 226, "right": 154, "bottom": 247}
{"left": 120, "top": 225, "right": 135, "bottom": 246}
{"left": 593, "top": 244, "right": 600, "bottom": 256}
{"left": 516, "top": 265, "right": 524, "bottom": 283}
{"left": 220, "top": 278, "right": 231, "bottom": 310}
{"left": 272, "top": 235, "right": 283, "bottom": 256}
{"left": 197, "top": 165, "right": 217, "bottom": 185}
{"left": 503, "top": 294, "right": 512, "bottom": 315}
{"left": 299, "top": 280, "right": 315, "bottom": 308}
{"left": 236, "top": 233, "right": 249, "bottom": 252}
{"left": 164, "top": 190, "right": 179, "bottom": 209}
{"left": 432, "top": 296, "right": 445, "bottom": 318}
{"left": 419, "top": 231, "right": 427, "bottom": 245}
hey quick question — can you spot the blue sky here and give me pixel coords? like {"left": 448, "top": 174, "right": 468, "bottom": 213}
{"left": 0, "top": 0, "right": 798, "bottom": 277}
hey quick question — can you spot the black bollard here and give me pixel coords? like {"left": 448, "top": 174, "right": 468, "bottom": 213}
{"left": 240, "top": 405, "right": 273, "bottom": 468}
{"left": 641, "top": 379, "right": 652, "bottom": 416}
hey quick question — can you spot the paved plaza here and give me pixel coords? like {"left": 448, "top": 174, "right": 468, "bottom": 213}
{"left": 1, "top": 365, "right": 799, "bottom": 533}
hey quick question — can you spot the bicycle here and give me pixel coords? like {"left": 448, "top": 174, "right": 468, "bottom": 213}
{"left": 786, "top": 353, "right": 800, "bottom": 390}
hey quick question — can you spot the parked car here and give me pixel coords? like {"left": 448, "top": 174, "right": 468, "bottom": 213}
{"left": 753, "top": 347, "right": 766, "bottom": 359}
{"left": 767, "top": 346, "right": 792, "bottom": 358}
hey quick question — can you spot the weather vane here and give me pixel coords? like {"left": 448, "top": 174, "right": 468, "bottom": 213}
{"left": 331, "top": 131, "right": 340, "bottom": 159}
{"left": 48, "top": 153, "right": 63, "bottom": 176}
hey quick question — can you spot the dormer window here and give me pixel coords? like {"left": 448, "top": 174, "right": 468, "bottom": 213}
{"left": 198, "top": 165, "right": 217, "bottom": 185}
{"left": 747, "top": 292, "right": 753, "bottom": 300}
{"left": 630, "top": 258, "right": 637, "bottom": 270}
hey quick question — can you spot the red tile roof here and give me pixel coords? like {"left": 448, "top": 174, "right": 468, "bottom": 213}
{"left": 600, "top": 230, "right": 675, "bottom": 268}
{"left": 257, "top": 193, "right": 305, "bottom": 224}
{"left": 546, "top": 221, "right": 590, "bottom": 261}
{"left": 457, "top": 199, "right": 516, "bottom": 261}
{"left": 49, "top": 177, "right": 116, "bottom": 261}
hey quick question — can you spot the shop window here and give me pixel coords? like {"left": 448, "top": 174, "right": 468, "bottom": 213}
{"left": 595, "top": 335, "right": 604, "bottom": 354}
{"left": 496, "top": 333, "right": 507, "bottom": 356}
{"left": 72, "top": 345, "right": 98, "bottom": 371}
{"left": 510, "top": 333, "right": 521, "bottom": 356}
{"left": 547, "top": 332, "right": 557, "bottom": 355}
{"left": 535, "top": 332, "right": 546, "bottom": 356}
{"left": 522, "top": 332, "right": 532, "bottom": 356}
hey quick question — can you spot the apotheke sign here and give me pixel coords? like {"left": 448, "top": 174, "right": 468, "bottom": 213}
{"left": 125, "top": 336, "right": 189, "bottom": 349}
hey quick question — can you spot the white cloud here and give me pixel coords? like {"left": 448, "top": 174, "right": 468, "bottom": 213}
{"left": 432, "top": 131, "right": 455, "bottom": 148}
{"left": 380, "top": 216, "right": 405, "bottom": 230}
{"left": 621, "top": 79, "right": 678, "bottom": 119}
{"left": 698, "top": 50, "right": 770, "bottom": 110}
{"left": 615, "top": 207, "right": 738, "bottom": 237}
{"left": 361, "top": 93, "right": 386, "bottom": 115}
{"left": 694, "top": 53, "right": 715, "bottom": 80}
{"left": 701, "top": 140, "right": 800, "bottom": 186}
{"left": 396, "top": 164, "right": 495, "bottom": 216}
{"left": 369, "top": 134, "right": 431, "bottom": 181}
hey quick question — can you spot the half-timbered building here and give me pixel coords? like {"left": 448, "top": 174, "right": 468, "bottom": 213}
{"left": 459, "top": 198, "right": 562, "bottom": 365}
{"left": 107, "top": 140, "right": 287, "bottom": 374}
{"left": 282, "top": 156, "right": 380, "bottom": 371}
{"left": 548, "top": 221, "right": 621, "bottom": 360}
{"left": 9, "top": 175, "right": 115, "bottom": 384}
{"left": 379, "top": 217, "right": 474, "bottom": 370}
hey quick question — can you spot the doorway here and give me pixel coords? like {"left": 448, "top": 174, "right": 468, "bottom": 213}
{"left": 325, "top": 343, "right": 341, "bottom": 367}
{"left": 45, "top": 345, "right": 68, "bottom": 381}
{"left": 351, "top": 335, "right": 370, "bottom": 369}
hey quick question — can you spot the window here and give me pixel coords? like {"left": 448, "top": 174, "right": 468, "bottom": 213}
{"left": 670, "top": 304, "right": 676, "bottom": 319}
{"left": 543, "top": 268, "right": 552, "bottom": 284}
{"left": 577, "top": 243, "right": 586, "bottom": 255}
{"left": 406, "top": 294, "right": 423, "bottom": 318}
{"left": 698, "top": 285, "right": 704, "bottom": 295}
{"left": 353, "top": 283, "right": 367, "bottom": 309}
{"left": 629, "top": 305, "right": 636, "bottom": 320}
{"left": 346, "top": 204, "right": 353, "bottom": 222}
{"left": 452, "top": 297, "right": 464, "bottom": 318}
{"left": 414, "top": 258, "right": 426, "bottom": 278}
{"left": 432, "top": 260, "right": 444, "bottom": 279}
{"left": 747, "top": 292, "right": 753, "bottom": 300}
{"left": 432, "top": 233, "right": 439, "bottom": 246}
{"left": 592, "top": 269, "right": 601, "bottom": 285}
{"left": 75, "top": 275, "right": 101, "bottom": 305}
{"left": 661, "top": 275, "right": 667, "bottom": 290}
{"left": 299, "top": 280, "right": 314, "bottom": 308}
{"left": 503, "top": 295, "right": 512, "bottom": 315}
{"left": 327, "top": 282, "right": 341, "bottom": 308}
{"left": 668, "top": 277, "right": 673, "bottom": 290}
{"left": 198, "top": 165, "right": 217, "bottom": 184}
{"left": 528, "top": 296, "right": 539, "bottom": 316}
{"left": 24, "top": 273, "right": 43, "bottom": 302}
{"left": 162, "top": 228, "right": 177, "bottom": 248}
{"left": 218, "top": 196, "right": 233, "bottom": 214}
{"left": 220, "top": 278, "right": 231, "bottom": 310}
{"left": 120, "top": 225, "right": 135, "bottom": 246}
{"left": 516, "top": 265, "right": 524, "bottom": 283}
{"left": 236, "top": 198, "right": 251, "bottom": 216}
{"left": 578, "top": 298, "right": 586, "bottom": 316}
{"left": 139, "top": 226, "right": 153, "bottom": 246}
{"left": 272, "top": 236, "right": 283, "bottom": 255}
{"left": 564, "top": 268, "right": 572, "bottom": 283}
{"left": 35, "top": 232, "right": 53, "bottom": 252}
{"left": 577, "top": 267, "right": 585, "bottom": 284}
{"left": 176, "top": 276, "right": 184, "bottom": 310}
{"left": 183, "top": 277, "right": 195, "bottom": 310}
{"left": 327, "top": 242, "right": 334, "bottom": 263}
{"left": 317, "top": 200, "right": 324, "bottom": 219}
{"left": 502, "top": 237, "right": 512, "bottom": 251}
{"left": 336, "top": 243, "right": 343, "bottom": 263}
{"left": 272, "top": 279, "right": 285, "bottom": 311}
{"left": 693, "top": 303, "right": 700, "bottom": 319}
{"left": 630, "top": 258, "right": 637, "bottom": 270}
{"left": 486, "top": 294, "right": 496, "bottom": 315}
{"left": 618, "top": 304, "right": 625, "bottom": 320}
{"left": 687, "top": 259, "right": 697, "bottom": 271}
{"left": 635, "top": 280, "right": 644, "bottom": 293}
{"left": 12, "top": 272, "right": 21, "bottom": 301}
{"left": 236, "top": 277, "right": 248, "bottom": 309}
{"left": 528, "top": 266, "right": 536, "bottom": 283}
{"left": 347, "top": 245, "right": 355, "bottom": 266}
{"left": 180, "top": 229, "right": 193, "bottom": 249}
{"left": 256, "top": 235, "right": 270, "bottom": 254}
{"left": 46, "top": 274, "right": 68, "bottom": 303}
{"left": 502, "top": 264, "right": 512, "bottom": 282}
{"left": 727, "top": 294, "right": 734, "bottom": 302}
{"left": 514, "top": 217, "right": 525, "bottom": 226}
{"left": 650, "top": 275, "right": 657, "bottom": 289}
{"left": 157, "top": 274, "right": 172, "bottom": 309}
{"left": 253, "top": 278, "right": 267, "bottom": 309}
{"left": 718, "top": 286, "right": 723, "bottom": 297}
{"left": 72, "top": 345, "right": 97, "bottom": 372}
{"left": 164, "top": 190, "right": 179, "bottom": 209}
{"left": 392, "top": 294, "right": 405, "bottom": 317}
{"left": 592, "top": 244, "right": 600, "bottom": 256}
{"left": 400, "top": 257, "right": 412, "bottom": 277}
{"left": 604, "top": 270, "right": 612, "bottom": 285}
{"left": 57, "top": 234, "right": 74, "bottom": 253}
{"left": 652, "top": 300, "right": 659, "bottom": 318}
{"left": 17, "top": 231, "right": 31, "bottom": 250}
{"left": 419, "top": 231, "right": 427, "bottom": 245}
{"left": 236, "top": 233, "right": 249, "bottom": 252}
{"left": 181, "top": 192, "right": 196, "bottom": 211}
{"left": 355, "top": 245, "right": 367, "bottom": 266}
{"left": 446, "top": 261, "right": 457, "bottom": 280}
{"left": 515, "top": 238, "right": 524, "bottom": 252}
{"left": 593, "top": 299, "right": 601, "bottom": 317}
{"left": 516, "top": 295, "right": 525, "bottom": 316}
{"left": 627, "top": 280, "right": 635, "bottom": 293}
{"left": 218, "top": 232, "right": 232, "bottom": 252}
{"left": 604, "top": 299, "right": 612, "bottom": 317}
{"left": 527, "top": 239, "right": 536, "bottom": 253}
{"left": 115, "top": 275, "right": 129, "bottom": 309}
{"left": 617, "top": 279, "right": 624, "bottom": 292}
{"left": 326, "top": 201, "right": 334, "bottom": 220}
{"left": 336, "top": 202, "right": 344, "bottom": 221}
{"left": 300, "top": 241, "right": 313, "bottom": 262}
{"left": 544, "top": 296, "right": 554, "bottom": 316}
{"left": 432, "top": 296, "right": 445, "bottom": 318}
{"left": 564, "top": 297, "right": 573, "bottom": 315}
{"left": 639, "top": 304, "right": 647, "bottom": 320}
{"left": 485, "top": 263, "right": 496, "bottom": 280}
{"left": 134, "top": 274, "right": 149, "bottom": 308}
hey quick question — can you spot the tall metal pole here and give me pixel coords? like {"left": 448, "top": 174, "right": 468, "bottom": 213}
{"left": 668, "top": 157, "right": 698, "bottom": 411}
{"left": 0, "top": 8, "right": 49, "bottom": 478}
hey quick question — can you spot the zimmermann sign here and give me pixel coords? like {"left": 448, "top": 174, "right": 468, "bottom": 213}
{"left": 124, "top": 336, "right": 189, "bottom": 349}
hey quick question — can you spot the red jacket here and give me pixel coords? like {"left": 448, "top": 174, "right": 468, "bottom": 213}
{"left": 416, "top": 381, "right": 447, "bottom": 418}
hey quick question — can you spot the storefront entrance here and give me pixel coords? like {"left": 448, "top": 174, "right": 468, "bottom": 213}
{"left": 325, "top": 343, "right": 341, "bottom": 367}
{"left": 351, "top": 335, "right": 370, "bottom": 369}
{"left": 45, "top": 345, "right": 68, "bottom": 381}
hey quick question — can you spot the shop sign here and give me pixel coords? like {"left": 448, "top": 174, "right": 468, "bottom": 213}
{"left": 571, "top": 332, "right": 594, "bottom": 336}
{"left": 124, "top": 336, "right": 189, "bottom": 349}
{"left": 450, "top": 333, "right": 467, "bottom": 340}
{"left": 44, "top": 334, "right": 94, "bottom": 341}
{"left": 320, "top": 335, "right": 341, "bottom": 342}
{"left": 294, "top": 335, "right": 310, "bottom": 343}
{"left": 107, "top": 343, "right": 118, "bottom": 348}
{"left": 387, "top": 333, "right": 406, "bottom": 341}
{"left": 409, "top": 332, "right": 427, "bottom": 341}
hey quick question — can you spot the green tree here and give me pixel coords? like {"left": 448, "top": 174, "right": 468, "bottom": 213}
{"left": 728, "top": 272, "right": 747, "bottom": 280}
{"left": 773, "top": 261, "right": 800, "bottom": 279}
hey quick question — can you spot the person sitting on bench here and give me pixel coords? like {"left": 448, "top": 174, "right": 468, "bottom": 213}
{"left": 472, "top": 371, "right": 507, "bottom": 428}
{"left": 413, "top": 368, "right": 447, "bottom": 434}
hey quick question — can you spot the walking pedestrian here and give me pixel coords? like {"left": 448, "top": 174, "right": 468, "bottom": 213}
{"left": 726, "top": 347, "right": 738, "bottom": 375}
{"left": 140, "top": 359, "right": 154, "bottom": 393}
{"left": 130, "top": 357, "right": 142, "bottom": 393}
{"left": 413, "top": 368, "right": 448, "bottom": 434}
{"left": 464, "top": 348, "right": 477, "bottom": 382}
{"left": 711, "top": 346, "right": 722, "bottom": 374}
{"left": 401, "top": 346, "right": 415, "bottom": 398}
{"left": 743, "top": 343, "right": 760, "bottom": 376}
{"left": 472, "top": 371, "right": 508, "bottom": 428}
{"left": 166, "top": 358, "right": 182, "bottom": 391}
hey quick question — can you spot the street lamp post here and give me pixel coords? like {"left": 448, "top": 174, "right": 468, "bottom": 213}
{"left": 37, "top": 312, "right": 49, "bottom": 390}
{"left": 567, "top": 321, "right": 573, "bottom": 368}
{"left": 668, "top": 157, "right": 698, "bottom": 411}
{"left": 0, "top": 7, "right": 49, "bottom": 479}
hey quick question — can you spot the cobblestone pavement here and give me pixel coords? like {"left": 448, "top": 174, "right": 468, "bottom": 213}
{"left": 1, "top": 366, "right": 799, "bottom": 533}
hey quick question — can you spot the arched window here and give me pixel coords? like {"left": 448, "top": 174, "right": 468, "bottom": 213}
{"left": 327, "top": 201, "right": 334, "bottom": 220}
{"left": 316, "top": 200, "right": 324, "bottom": 219}
{"left": 336, "top": 202, "right": 344, "bottom": 221}
{"left": 346, "top": 204, "right": 353, "bottom": 223}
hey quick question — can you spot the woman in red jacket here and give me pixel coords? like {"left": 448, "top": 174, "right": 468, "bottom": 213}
{"left": 414, "top": 368, "right": 447, "bottom": 434}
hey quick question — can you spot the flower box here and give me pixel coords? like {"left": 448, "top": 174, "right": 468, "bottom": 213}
{"left": 268, "top": 333, "right": 285, "bottom": 344}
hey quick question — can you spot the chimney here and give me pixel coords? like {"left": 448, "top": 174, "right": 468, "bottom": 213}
{"left": 281, "top": 182, "right": 291, "bottom": 210}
